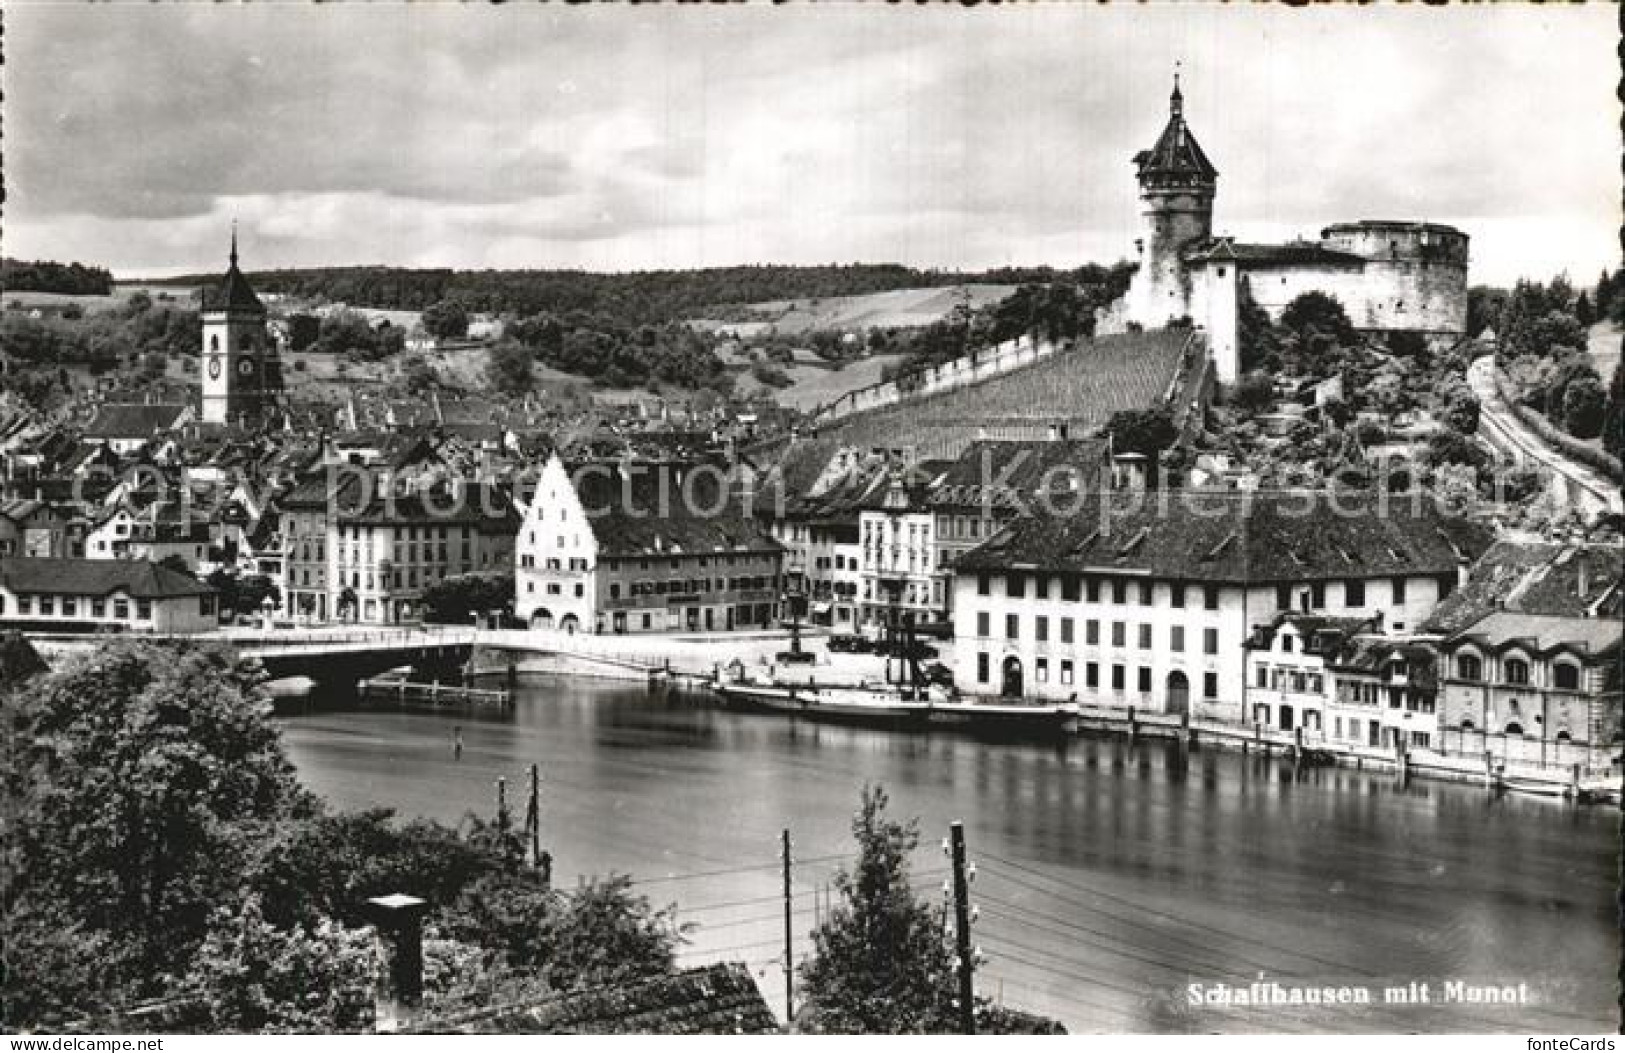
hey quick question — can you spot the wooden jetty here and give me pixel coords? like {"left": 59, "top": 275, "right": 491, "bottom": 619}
{"left": 358, "top": 675, "right": 513, "bottom": 712}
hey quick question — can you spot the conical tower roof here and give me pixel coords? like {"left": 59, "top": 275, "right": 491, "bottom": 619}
{"left": 1132, "top": 74, "right": 1217, "bottom": 185}
{"left": 202, "top": 225, "right": 265, "bottom": 314}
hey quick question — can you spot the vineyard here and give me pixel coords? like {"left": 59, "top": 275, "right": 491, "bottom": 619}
{"left": 798, "top": 329, "right": 1199, "bottom": 460}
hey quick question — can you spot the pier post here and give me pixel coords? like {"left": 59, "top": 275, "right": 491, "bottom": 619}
{"left": 1177, "top": 710, "right": 1191, "bottom": 765}
{"left": 1483, "top": 750, "right": 1494, "bottom": 791}
{"left": 1396, "top": 738, "right": 1410, "bottom": 783}
{"left": 1127, "top": 706, "right": 1138, "bottom": 746}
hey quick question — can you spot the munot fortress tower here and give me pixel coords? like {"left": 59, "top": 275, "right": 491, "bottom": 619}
{"left": 1098, "top": 75, "right": 1470, "bottom": 386}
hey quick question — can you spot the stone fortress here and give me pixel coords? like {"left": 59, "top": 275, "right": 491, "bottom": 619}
{"left": 1098, "top": 75, "right": 1470, "bottom": 384}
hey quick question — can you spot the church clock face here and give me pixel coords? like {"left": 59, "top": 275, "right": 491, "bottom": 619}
{"left": 207, "top": 356, "right": 222, "bottom": 380}
{"left": 238, "top": 357, "right": 256, "bottom": 378}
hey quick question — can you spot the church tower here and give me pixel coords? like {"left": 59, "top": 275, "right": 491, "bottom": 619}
{"left": 1128, "top": 74, "right": 1218, "bottom": 325}
{"left": 200, "top": 227, "right": 280, "bottom": 427}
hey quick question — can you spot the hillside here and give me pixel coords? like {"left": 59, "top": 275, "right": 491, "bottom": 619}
{"left": 689, "top": 284, "right": 1019, "bottom": 337}
{"left": 770, "top": 328, "right": 1201, "bottom": 461}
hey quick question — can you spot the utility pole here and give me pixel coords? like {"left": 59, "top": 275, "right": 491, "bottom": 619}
{"left": 526, "top": 763, "right": 542, "bottom": 870}
{"left": 781, "top": 828, "right": 795, "bottom": 1023}
{"left": 949, "top": 821, "right": 976, "bottom": 1035}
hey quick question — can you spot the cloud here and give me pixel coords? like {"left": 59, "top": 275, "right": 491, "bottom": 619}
{"left": 4, "top": 4, "right": 1617, "bottom": 285}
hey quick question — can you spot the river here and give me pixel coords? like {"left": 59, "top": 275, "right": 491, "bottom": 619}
{"left": 278, "top": 676, "right": 1620, "bottom": 1034}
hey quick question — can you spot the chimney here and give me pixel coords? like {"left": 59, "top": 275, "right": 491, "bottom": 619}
{"left": 1576, "top": 554, "right": 1590, "bottom": 600}
{"left": 1455, "top": 557, "right": 1470, "bottom": 591}
{"left": 366, "top": 893, "right": 427, "bottom": 1033}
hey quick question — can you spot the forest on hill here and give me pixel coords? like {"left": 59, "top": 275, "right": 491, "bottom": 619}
{"left": 1, "top": 259, "right": 114, "bottom": 296}
{"left": 146, "top": 262, "right": 1125, "bottom": 325}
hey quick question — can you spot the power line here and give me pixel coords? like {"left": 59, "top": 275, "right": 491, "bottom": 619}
{"left": 975, "top": 898, "right": 1234, "bottom": 978}
{"left": 627, "top": 852, "right": 848, "bottom": 887}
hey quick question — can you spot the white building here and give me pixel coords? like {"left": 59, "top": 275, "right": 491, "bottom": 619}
{"left": 0, "top": 557, "right": 217, "bottom": 633}
{"left": 948, "top": 490, "right": 1492, "bottom": 719}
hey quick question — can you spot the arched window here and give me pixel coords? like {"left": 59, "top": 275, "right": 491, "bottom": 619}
{"left": 1555, "top": 730, "right": 1572, "bottom": 744}
{"left": 1503, "top": 657, "right": 1530, "bottom": 686}
{"left": 1553, "top": 662, "right": 1580, "bottom": 691}
{"left": 1504, "top": 721, "right": 1525, "bottom": 736}
{"left": 1455, "top": 654, "right": 1482, "bottom": 681}
{"left": 1459, "top": 718, "right": 1475, "bottom": 732}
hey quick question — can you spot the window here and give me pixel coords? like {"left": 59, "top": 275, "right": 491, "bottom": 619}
{"left": 1203, "top": 672, "right": 1218, "bottom": 699}
{"left": 1455, "top": 654, "right": 1482, "bottom": 681}
{"left": 18, "top": 596, "right": 31, "bottom": 615}
{"left": 1036, "top": 658, "right": 1049, "bottom": 684}
{"left": 977, "top": 653, "right": 990, "bottom": 683}
{"left": 1256, "top": 664, "right": 1268, "bottom": 688}
{"left": 1061, "top": 576, "right": 1080, "bottom": 602}
{"left": 1085, "top": 578, "right": 1100, "bottom": 603}
{"left": 1005, "top": 614, "right": 1019, "bottom": 640}
{"left": 1138, "top": 581, "right": 1153, "bottom": 605}
{"left": 1137, "top": 666, "right": 1152, "bottom": 692}
{"left": 1035, "top": 576, "right": 1049, "bottom": 600}
{"left": 1085, "top": 662, "right": 1099, "bottom": 688}
{"left": 977, "top": 574, "right": 990, "bottom": 597}
{"left": 39, "top": 597, "right": 53, "bottom": 616}
{"left": 1111, "top": 621, "right": 1126, "bottom": 647}
{"left": 1060, "top": 617, "right": 1074, "bottom": 644}
{"left": 1504, "top": 658, "right": 1530, "bottom": 686}
{"left": 1171, "top": 626, "right": 1185, "bottom": 652}
{"left": 1006, "top": 573, "right": 1025, "bottom": 598}
{"left": 1203, "top": 627, "right": 1219, "bottom": 655}
{"left": 1036, "top": 616, "right": 1049, "bottom": 643}
{"left": 1111, "top": 664, "right": 1125, "bottom": 691}
{"left": 1060, "top": 659, "right": 1074, "bottom": 685}
{"left": 1171, "top": 583, "right": 1186, "bottom": 608}
{"left": 91, "top": 598, "right": 105, "bottom": 618}
{"left": 1282, "top": 635, "right": 1294, "bottom": 653}
{"left": 1310, "top": 582, "right": 1326, "bottom": 608}
{"left": 136, "top": 600, "right": 152, "bottom": 621}
{"left": 1276, "top": 583, "right": 1292, "bottom": 610}
{"left": 976, "top": 612, "right": 990, "bottom": 637}
{"left": 1086, "top": 620, "right": 1099, "bottom": 645}
{"left": 114, "top": 599, "right": 128, "bottom": 620}
{"left": 1203, "top": 585, "right": 1219, "bottom": 611}
{"left": 1136, "top": 623, "right": 1150, "bottom": 649}
{"left": 1111, "top": 580, "right": 1126, "bottom": 604}
{"left": 1554, "top": 663, "right": 1581, "bottom": 691}
{"left": 1392, "top": 577, "right": 1407, "bottom": 605}
{"left": 63, "top": 598, "right": 77, "bottom": 617}
{"left": 1345, "top": 579, "right": 1366, "bottom": 607}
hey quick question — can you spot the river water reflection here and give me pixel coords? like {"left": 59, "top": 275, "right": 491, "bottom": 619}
{"left": 278, "top": 677, "right": 1618, "bottom": 1033}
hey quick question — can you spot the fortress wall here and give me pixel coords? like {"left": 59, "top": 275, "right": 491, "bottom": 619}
{"left": 1244, "top": 259, "right": 1467, "bottom": 335}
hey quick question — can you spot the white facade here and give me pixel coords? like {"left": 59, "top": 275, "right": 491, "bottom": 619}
{"left": 514, "top": 455, "right": 598, "bottom": 633}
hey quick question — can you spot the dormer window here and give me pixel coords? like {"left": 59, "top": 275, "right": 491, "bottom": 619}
{"left": 1504, "top": 658, "right": 1530, "bottom": 686}
{"left": 1553, "top": 662, "right": 1581, "bottom": 691}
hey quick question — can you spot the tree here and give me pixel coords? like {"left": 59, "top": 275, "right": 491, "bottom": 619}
{"left": 1280, "top": 291, "right": 1355, "bottom": 347}
{"left": 486, "top": 341, "right": 534, "bottom": 396}
{"left": 422, "top": 572, "right": 514, "bottom": 624}
{"left": 1575, "top": 291, "right": 1595, "bottom": 327}
{"left": 1441, "top": 388, "right": 1481, "bottom": 435}
{"left": 1424, "top": 429, "right": 1490, "bottom": 471}
{"left": 1561, "top": 373, "right": 1607, "bottom": 439}
{"left": 1603, "top": 361, "right": 1624, "bottom": 462}
{"left": 1105, "top": 407, "right": 1177, "bottom": 457}
{"left": 3, "top": 641, "right": 311, "bottom": 1006}
{"left": 158, "top": 553, "right": 195, "bottom": 577}
{"left": 797, "top": 786, "right": 956, "bottom": 1033}
{"left": 1230, "top": 373, "right": 1274, "bottom": 414}
{"left": 421, "top": 300, "right": 471, "bottom": 342}
{"left": 177, "top": 898, "right": 375, "bottom": 1033}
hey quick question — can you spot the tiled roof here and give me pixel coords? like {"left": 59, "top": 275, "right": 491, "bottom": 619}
{"left": 201, "top": 262, "right": 265, "bottom": 314}
{"left": 929, "top": 439, "right": 1108, "bottom": 512}
{"left": 565, "top": 460, "right": 781, "bottom": 558}
{"left": 1447, "top": 611, "right": 1621, "bottom": 659}
{"left": 1421, "top": 541, "right": 1623, "bottom": 636}
{"left": 84, "top": 404, "right": 190, "bottom": 439}
{"left": 0, "top": 557, "right": 214, "bottom": 599}
{"left": 1133, "top": 86, "right": 1217, "bottom": 185}
{"left": 1185, "top": 239, "right": 1366, "bottom": 268}
{"left": 1247, "top": 613, "right": 1377, "bottom": 655}
{"left": 952, "top": 490, "right": 1494, "bottom": 583}
{"left": 418, "top": 963, "right": 778, "bottom": 1035}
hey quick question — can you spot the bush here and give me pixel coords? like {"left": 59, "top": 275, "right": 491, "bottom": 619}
{"left": 1230, "top": 373, "right": 1274, "bottom": 413}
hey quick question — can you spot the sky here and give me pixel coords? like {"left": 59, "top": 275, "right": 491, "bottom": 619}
{"left": 4, "top": 4, "right": 1618, "bottom": 287}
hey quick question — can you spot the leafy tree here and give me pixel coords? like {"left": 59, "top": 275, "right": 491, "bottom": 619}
{"left": 1424, "top": 429, "right": 1490, "bottom": 471}
{"left": 1105, "top": 407, "right": 1177, "bottom": 457}
{"left": 421, "top": 299, "right": 471, "bottom": 342}
{"left": 286, "top": 313, "right": 321, "bottom": 352}
{"left": 1279, "top": 291, "right": 1355, "bottom": 347}
{"left": 176, "top": 898, "right": 374, "bottom": 1033}
{"left": 486, "top": 341, "right": 535, "bottom": 396}
{"left": 3, "top": 642, "right": 311, "bottom": 1010}
{"left": 157, "top": 553, "right": 195, "bottom": 577}
{"left": 1230, "top": 373, "right": 1274, "bottom": 414}
{"left": 1575, "top": 291, "right": 1595, "bottom": 327}
{"left": 422, "top": 571, "right": 514, "bottom": 624}
{"left": 1603, "top": 361, "right": 1624, "bottom": 461}
{"left": 1236, "top": 281, "right": 1279, "bottom": 373}
{"left": 798, "top": 786, "right": 956, "bottom": 1033}
{"left": 1441, "top": 388, "right": 1481, "bottom": 435}
{"left": 1561, "top": 373, "right": 1607, "bottom": 438}
{"left": 400, "top": 354, "right": 439, "bottom": 395}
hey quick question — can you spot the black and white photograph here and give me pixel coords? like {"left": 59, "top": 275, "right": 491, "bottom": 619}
{"left": 1, "top": 1, "right": 1619, "bottom": 1040}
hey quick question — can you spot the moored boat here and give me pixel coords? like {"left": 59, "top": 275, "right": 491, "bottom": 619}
{"left": 713, "top": 678, "right": 933, "bottom": 725}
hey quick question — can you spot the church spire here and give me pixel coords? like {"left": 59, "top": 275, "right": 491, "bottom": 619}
{"left": 1170, "top": 64, "right": 1183, "bottom": 119}
{"left": 229, "top": 220, "right": 239, "bottom": 269}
